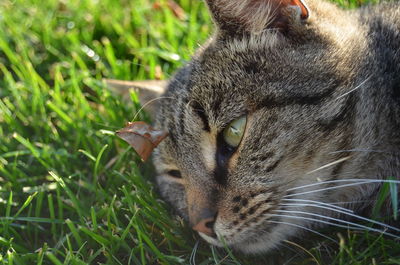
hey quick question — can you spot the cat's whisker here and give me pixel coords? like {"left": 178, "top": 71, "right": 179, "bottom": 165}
{"left": 282, "top": 198, "right": 354, "bottom": 213}
{"left": 267, "top": 213, "right": 367, "bottom": 232}
{"left": 335, "top": 75, "right": 372, "bottom": 100}
{"left": 287, "top": 178, "right": 400, "bottom": 192}
{"left": 325, "top": 199, "right": 377, "bottom": 205}
{"left": 280, "top": 203, "right": 400, "bottom": 233}
{"left": 329, "top": 148, "right": 392, "bottom": 154}
{"left": 285, "top": 181, "right": 372, "bottom": 197}
{"left": 266, "top": 220, "right": 337, "bottom": 243}
{"left": 132, "top": 96, "right": 175, "bottom": 121}
{"left": 189, "top": 240, "right": 200, "bottom": 265}
{"left": 272, "top": 210, "right": 400, "bottom": 239}
{"left": 306, "top": 156, "right": 351, "bottom": 175}
{"left": 283, "top": 198, "right": 385, "bottom": 211}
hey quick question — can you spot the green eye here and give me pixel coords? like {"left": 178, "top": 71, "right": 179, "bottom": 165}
{"left": 223, "top": 116, "right": 247, "bottom": 148}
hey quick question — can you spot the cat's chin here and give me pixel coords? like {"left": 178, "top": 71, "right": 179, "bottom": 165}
{"left": 197, "top": 232, "right": 224, "bottom": 247}
{"left": 197, "top": 231, "right": 280, "bottom": 254}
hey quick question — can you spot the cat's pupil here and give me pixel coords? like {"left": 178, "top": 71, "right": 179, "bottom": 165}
{"left": 167, "top": 170, "right": 182, "bottom": 179}
{"left": 230, "top": 126, "right": 239, "bottom": 135}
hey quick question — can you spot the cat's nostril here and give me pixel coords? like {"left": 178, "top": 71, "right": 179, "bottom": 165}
{"left": 205, "top": 220, "right": 215, "bottom": 229}
{"left": 189, "top": 203, "right": 217, "bottom": 237}
{"left": 192, "top": 217, "right": 217, "bottom": 237}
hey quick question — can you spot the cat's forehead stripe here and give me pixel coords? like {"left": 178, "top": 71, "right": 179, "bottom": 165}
{"left": 191, "top": 101, "right": 211, "bottom": 132}
{"left": 258, "top": 89, "right": 334, "bottom": 109}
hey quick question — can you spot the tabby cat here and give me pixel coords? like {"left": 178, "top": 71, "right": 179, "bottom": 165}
{"left": 151, "top": 0, "right": 400, "bottom": 253}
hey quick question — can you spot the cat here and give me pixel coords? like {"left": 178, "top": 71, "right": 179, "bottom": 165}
{"left": 148, "top": 0, "right": 400, "bottom": 254}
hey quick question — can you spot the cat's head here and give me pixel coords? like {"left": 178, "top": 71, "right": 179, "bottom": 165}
{"left": 153, "top": 0, "right": 362, "bottom": 253}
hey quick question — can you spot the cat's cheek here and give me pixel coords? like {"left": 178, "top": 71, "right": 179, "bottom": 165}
{"left": 156, "top": 175, "right": 188, "bottom": 220}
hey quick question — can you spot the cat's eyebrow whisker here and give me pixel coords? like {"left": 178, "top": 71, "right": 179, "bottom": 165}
{"left": 282, "top": 198, "right": 354, "bottom": 213}
{"left": 266, "top": 220, "right": 337, "bottom": 243}
{"left": 306, "top": 156, "right": 351, "bottom": 175}
{"left": 272, "top": 210, "right": 400, "bottom": 239}
{"left": 132, "top": 96, "right": 175, "bottom": 121}
{"left": 335, "top": 75, "right": 372, "bottom": 100}
{"left": 286, "top": 179, "right": 400, "bottom": 193}
{"left": 279, "top": 203, "right": 400, "bottom": 233}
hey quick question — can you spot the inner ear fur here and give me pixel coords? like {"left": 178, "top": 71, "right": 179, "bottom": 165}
{"left": 205, "top": 0, "right": 309, "bottom": 34}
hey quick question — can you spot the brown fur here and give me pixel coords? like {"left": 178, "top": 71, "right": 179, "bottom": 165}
{"left": 153, "top": 0, "right": 400, "bottom": 253}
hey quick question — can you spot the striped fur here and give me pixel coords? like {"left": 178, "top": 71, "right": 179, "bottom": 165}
{"left": 153, "top": 0, "right": 400, "bottom": 253}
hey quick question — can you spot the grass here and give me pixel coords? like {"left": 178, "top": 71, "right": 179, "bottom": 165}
{"left": 0, "top": 0, "right": 398, "bottom": 264}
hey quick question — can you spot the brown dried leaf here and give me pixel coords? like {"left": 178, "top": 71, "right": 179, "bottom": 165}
{"left": 116, "top": 121, "right": 168, "bottom": 161}
{"left": 153, "top": 0, "right": 186, "bottom": 20}
{"left": 167, "top": 0, "right": 186, "bottom": 20}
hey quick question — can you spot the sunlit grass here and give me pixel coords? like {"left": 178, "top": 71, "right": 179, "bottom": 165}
{"left": 0, "top": 0, "right": 398, "bottom": 264}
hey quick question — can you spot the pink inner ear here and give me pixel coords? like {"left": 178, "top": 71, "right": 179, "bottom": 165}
{"left": 283, "top": 0, "right": 309, "bottom": 19}
{"left": 237, "top": 0, "right": 309, "bottom": 19}
{"left": 207, "top": 0, "right": 309, "bottom": 33}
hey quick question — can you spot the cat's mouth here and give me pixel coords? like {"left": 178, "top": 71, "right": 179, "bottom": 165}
{"left": 196, "top": 219, "right": 280, "bottom": 253}
{"left": 197, "top": 229, "right": 278, "bottom": 254}
{"left": 197, "top": 232, "right": 224, "bottom": 247}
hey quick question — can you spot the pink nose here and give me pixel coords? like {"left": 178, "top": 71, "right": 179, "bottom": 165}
{"left": 193, "top": 214, "right": 215, "bottom": 236}
{"left": 192, "top": 216, "right": 216, "bottom": 237}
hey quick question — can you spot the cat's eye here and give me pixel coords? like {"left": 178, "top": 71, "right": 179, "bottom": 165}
{"left": 167, "top": 170, "right": 182, "bottom": 179}
{"left": 222, "top": 116, "right": 247, "bottom": 148}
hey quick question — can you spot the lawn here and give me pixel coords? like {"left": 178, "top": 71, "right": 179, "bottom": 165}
{"left": 0, "top": 0, "right": 398, "bottom": 264}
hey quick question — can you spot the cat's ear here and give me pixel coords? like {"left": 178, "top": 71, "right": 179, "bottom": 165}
{"left": 204, "top": 0, "right": 309, "bottom": 33}
{"left": 104, "top": 79, "right": 167, "bottom": 119}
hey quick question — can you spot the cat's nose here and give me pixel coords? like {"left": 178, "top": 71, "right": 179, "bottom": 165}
{"left": 191, "top": 208, "right": 217, "bottom": 237}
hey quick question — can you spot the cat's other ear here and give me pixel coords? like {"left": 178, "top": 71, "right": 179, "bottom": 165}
{"left": 104, "top": 79, "right": 166, "bottom": 119}
{"left": 204, "top": 0, "right": 309, "bottom": 34}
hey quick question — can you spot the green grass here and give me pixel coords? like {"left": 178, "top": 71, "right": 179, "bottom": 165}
{"left": 0, "top": 0, "right": 398, "bottom": 264}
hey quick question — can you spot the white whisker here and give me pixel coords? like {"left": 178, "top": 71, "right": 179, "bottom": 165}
{"left": 266, "top": 220, "right": 337, "bottom": 243}
{"left": 282, "top": 198, "right": 354, "bottom": 213}
{"left": 329, "top": 149, "right": 391, "bottom": 154}
{"left": 273, "top": 210, "right": 399, "bottom": 238}
{"left": 306, "top": 156, "right": 351, "bottom": 175}
{"left": 268, "top": 213, "right": 366, "bottom": 231}
{"left": 287, "top": 179, "right": 400, "bottom": 192}
{"left": 280, "top": 203, "right": 400, "bottom": 233}
{"left": 132, "top": 96, "right": 174, "bottom": 121}
{"left": 335, "top": 75, "right": 372, "bottom": 100}
{"left": 286, "top": 181, "right": 372, "bottom": 197}
{"left": 189, "top": 240, "right": 199, "bottom": 265}
{"left": 327, "top": 199, "right": 376, "bottom": 205}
